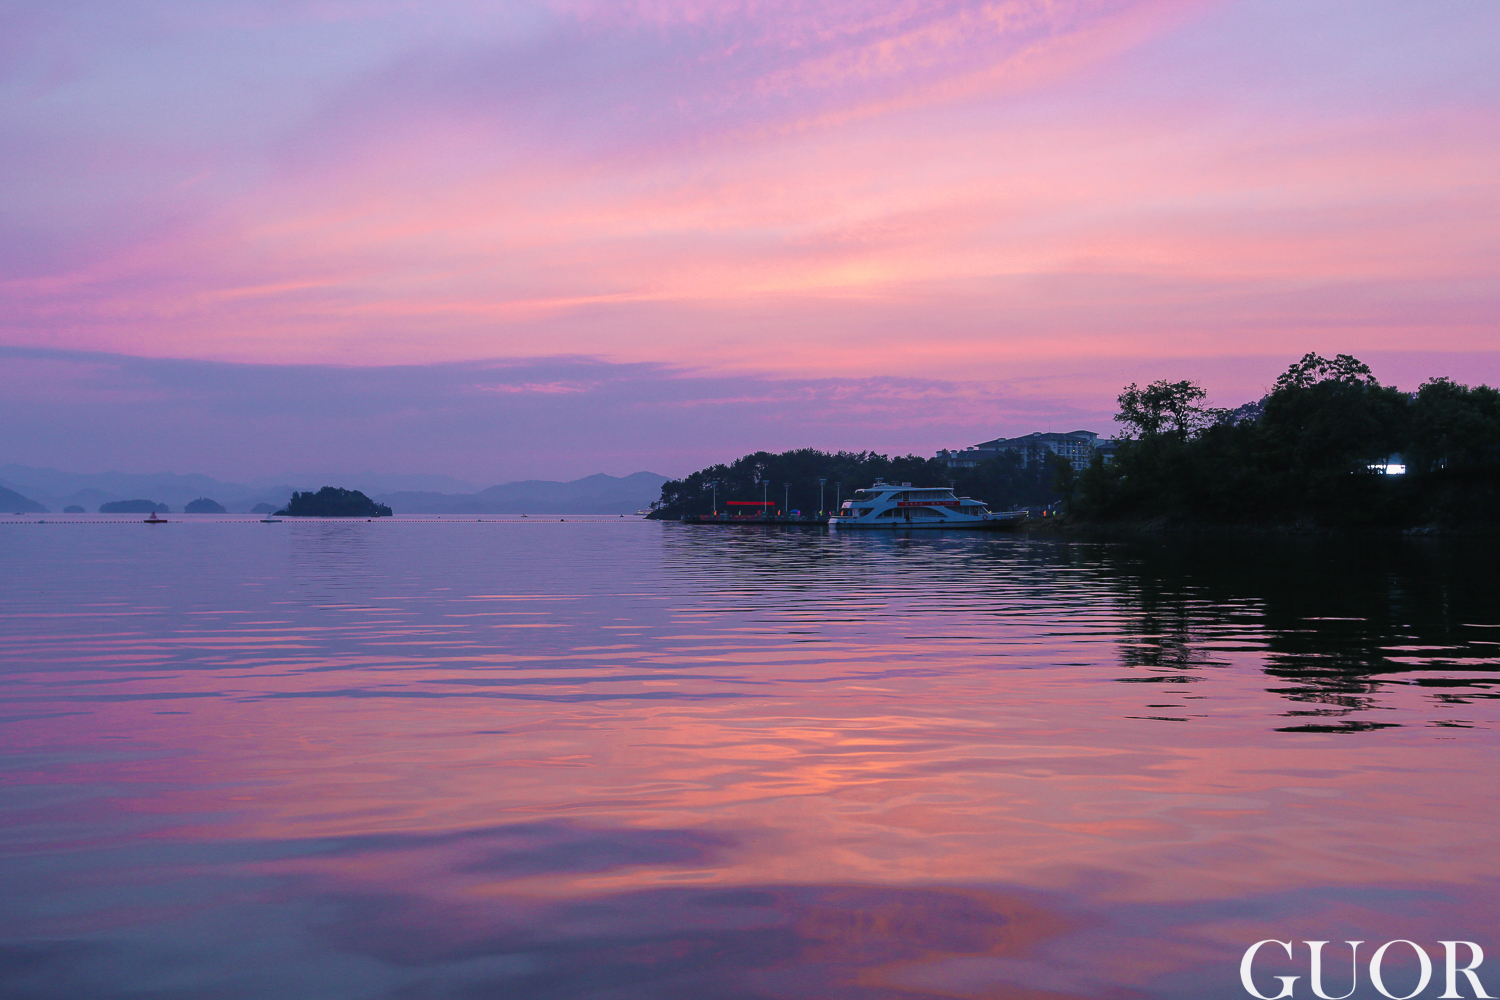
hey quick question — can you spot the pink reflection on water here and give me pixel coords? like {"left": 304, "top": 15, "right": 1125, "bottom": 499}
{"left": 1, "top": 526, "right": 1498, "bottom": 997}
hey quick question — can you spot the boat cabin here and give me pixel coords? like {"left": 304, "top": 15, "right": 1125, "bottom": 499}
{"left": 838, "top": 480, "right": 993, "bottom": 521}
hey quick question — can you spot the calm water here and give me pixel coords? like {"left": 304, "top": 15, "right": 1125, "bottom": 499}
{"left": 1, "top": 517, "right": 1497, "bottom": 999}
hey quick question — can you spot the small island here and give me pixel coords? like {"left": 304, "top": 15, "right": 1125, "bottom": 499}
{"left": 184, "top": 497, "right": 227, "bottom": 514}
{"left": 275, "top": 487, "right": 393, "bottom": 518}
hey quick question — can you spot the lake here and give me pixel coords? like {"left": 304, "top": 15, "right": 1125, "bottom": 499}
{"left": 1, "top": 516, "right": 1497, "bottom": 999}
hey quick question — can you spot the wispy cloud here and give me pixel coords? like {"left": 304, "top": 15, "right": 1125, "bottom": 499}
{"left": 0, "top": 347, "right": 1109, "bottom": 479}
{"left": 5, "top": 346, "right": 1492, "bottom": 481}
{"left": 0, "top": 1, "right": 1496, "bottom": 407}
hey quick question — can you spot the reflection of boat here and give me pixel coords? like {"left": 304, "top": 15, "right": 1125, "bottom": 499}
{"left": 144, "top": 511, "right": 168, "bottom": 524}
{"left": 832, "top": 480, "right": 1026, "bottom": 530}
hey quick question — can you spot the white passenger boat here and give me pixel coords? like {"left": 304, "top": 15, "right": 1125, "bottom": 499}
{"left": 832, "top": 480, "right": 1026, "bottom": 530}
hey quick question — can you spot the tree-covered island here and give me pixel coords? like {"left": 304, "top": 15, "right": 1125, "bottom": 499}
{"left": 275, "top": 487, "right": 393, "bottom": 517}
{"left": 649, "top": 353, "right": 1500, "bottom": 531}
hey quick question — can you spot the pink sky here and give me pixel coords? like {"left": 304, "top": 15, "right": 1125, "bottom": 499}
{"left": 3, "top": 0, "right": 1498, "bottom": 477}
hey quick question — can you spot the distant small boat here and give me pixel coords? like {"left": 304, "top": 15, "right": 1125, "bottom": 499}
{"left": 144, "top": 511, "right": 168, "bottom": 524}
{"left": 260, "top": 515, "right": 282, "bottom": 523}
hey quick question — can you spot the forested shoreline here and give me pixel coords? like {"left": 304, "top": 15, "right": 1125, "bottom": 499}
{"left": 1072, "top": 353, "right": 1499, "bottom": 529}
{"left": 647, "top": 448, "right": 1061, "bottom": 519}
{"left": 650, "top": 353, "right": 1500, "bottom": 530}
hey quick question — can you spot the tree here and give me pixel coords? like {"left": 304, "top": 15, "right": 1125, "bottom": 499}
{"left": 1260, "top": 353, "right": 1406, "bottom": 479}
{"left": 1050, "top": 453, "right": 1076, "bottom": 508}
{"left": 1064, "top": 352, "right": 1499, "bottom": 527}
{"left": 1408, "top": 378, "right": 1500, "bottom": 473}
{"left": 1115, "top": 380, "right": 1209, "bottom": 438}
{"left": 1273, "top": 352, "right": 1376, "bottom": 392}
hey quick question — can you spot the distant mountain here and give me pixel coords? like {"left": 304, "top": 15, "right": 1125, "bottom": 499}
{"left": 377, "top": 472, "right": 668, "bottom": 514}
{"left": 100, "top": 499, "right": 170, "bottom": 514}
{"left": 62, "top": 488, "right": 115, "bottom": 508}
{"left": 0, "top": 465, "right": 476, "bottom": 513}
{"left": 0, "top": 465, "right": 669, "bottom": 515}
{"left": 0, "top": 485, "right": 46, "bottom": 513}
{"left": 0, "top": 465, "right": 288, "bottom": 513}
{"left": 249, "top": 471, "right": 482, "bottom": 495}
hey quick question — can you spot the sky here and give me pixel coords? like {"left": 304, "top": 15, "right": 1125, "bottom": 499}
{"left": 3, "top": 0, "right": 1497, "bottom": 482}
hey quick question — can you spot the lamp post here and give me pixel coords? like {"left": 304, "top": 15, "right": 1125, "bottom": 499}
{"left": 818, "top": 478, "right": 826, "bottom": 514}
{"left": 834, "top": 481, "right": 841, "bottom": 512}
{"left": 709, "top": 480, "right": 718, "bottom": 516}
{"left": 784, "top": 482, "right": 791, "bottom": 514}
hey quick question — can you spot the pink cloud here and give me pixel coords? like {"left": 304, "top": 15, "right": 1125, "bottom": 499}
{"left": 1, "top": 0, "right": 1496, "bottom": 397}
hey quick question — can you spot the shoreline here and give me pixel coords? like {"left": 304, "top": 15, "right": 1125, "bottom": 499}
{"left": 1022, "top": 514, "right": 1500, "bottom": 538}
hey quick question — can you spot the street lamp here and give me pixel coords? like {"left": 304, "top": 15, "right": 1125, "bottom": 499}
{"left": 818, "top": 478, "right": 827, "bottom": 514}
{"left": 784, "top": 482, "right": 791, "bottom": 514}
{"left": 834, "top": 481, "right": 841, "bottom": 513}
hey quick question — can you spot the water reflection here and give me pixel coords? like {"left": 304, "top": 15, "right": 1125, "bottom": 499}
{"left": 0, "top": 522, "right": 1496, "bottom": 998}
{"left": 1083, "top": 534, "right": 1500, "bottom": 729}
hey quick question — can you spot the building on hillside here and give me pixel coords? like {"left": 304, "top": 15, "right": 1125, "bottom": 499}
{"left": 937, "top": 431, "right": 1102, "bottom": 471}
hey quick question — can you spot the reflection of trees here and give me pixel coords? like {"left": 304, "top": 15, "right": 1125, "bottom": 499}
{"left": 1113, "top": 572, "right": 1229, "bottom": 674}
{"left": 655, "top": 527, "right": 1499, "bottom": 727}
{"left": 1097, "top": 534, "right": 1500, "bottom": 728}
